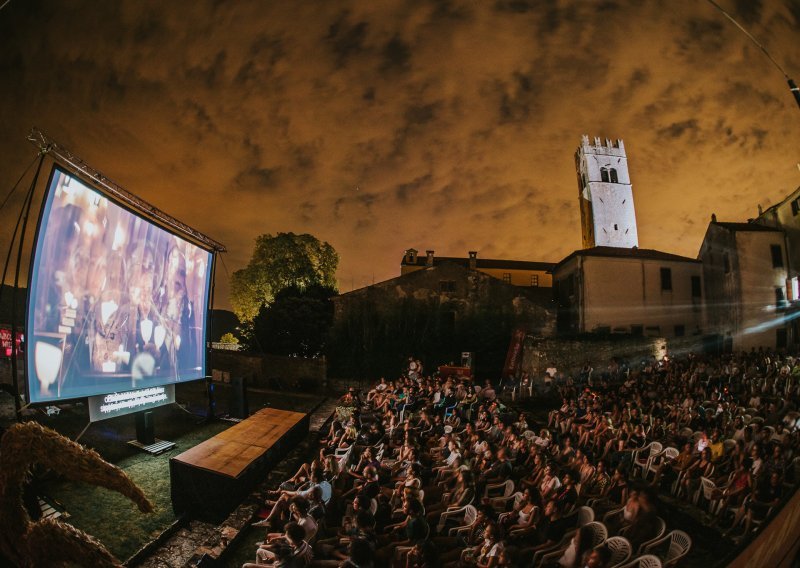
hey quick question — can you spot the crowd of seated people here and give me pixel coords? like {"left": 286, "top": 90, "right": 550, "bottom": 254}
{"left": 243, "top": 349, "right": 799, "bottom": 567}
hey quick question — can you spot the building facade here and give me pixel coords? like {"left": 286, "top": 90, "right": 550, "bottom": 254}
{"left": 400, "top": 249, "right": 554, "bottom": 288}
{"left": 699, "top": 219, "right": 789, "bottom": 351}
{"left": 755, "top": 185, "right": 800, "bottom": 289}
{"left": 553, "top": 247, "right": 704, "bottom": 337}
{"left": 576, "top": 135, "right": 639, "bottom": 249}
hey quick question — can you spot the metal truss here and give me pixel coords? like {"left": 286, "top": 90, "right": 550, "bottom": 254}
{"left": 27, "top": 127, "right": 226, "bottom": 252}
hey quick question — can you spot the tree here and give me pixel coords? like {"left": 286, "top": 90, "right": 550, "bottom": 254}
{"left": 219, "top": 332, "right": 239, "bottom": 345}
{"left": 230, "top": 232, "right": 338, "bottom": 323}
{"left": 251, "top": 284, "right": 336, "bottom": 357}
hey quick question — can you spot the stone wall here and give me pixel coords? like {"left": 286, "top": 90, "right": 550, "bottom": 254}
{"left": 519, "top": 334, "right": 705, "bottom": 380}
{"left": 210, "top": 350, "right": 326, "bottom": 391}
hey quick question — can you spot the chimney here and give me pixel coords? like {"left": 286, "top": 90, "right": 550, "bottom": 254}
{"left": 404, "top": 248, "right": 418, "bottom": 264}
{"left": 468, "top": 251, "right": 477, "bottom": 271}
{"left": 425, "top": 250, "right": 434, "bottom": 267}
{"left": 711, "top": 213, "right": 717, "bottom": 223}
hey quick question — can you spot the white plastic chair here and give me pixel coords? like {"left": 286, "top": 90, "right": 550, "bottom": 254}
{"left": 605, "top": 535, "right": 632, "bottom": 567}
{"left": 693, "top": 477, "right": 722, "bottom": 513}
{"left": 646, "top": 447, "right": 678, "bottom": 481}
{"left": 490, "top": 490, "right": 523, "bottom": 513}
{"left": 643, "top": 530, "right": 692, "bottom": 567}
{"left": 635, "top": 517, "right": 666, "bottom": 554}
{"left": 633, "top": 442, "right": 662, "bottom": 477}
{"left": 483, "top": 478, "right": 515, "bottom": 500}
{"left": 436, "top": 503, "right": 477, "bottom": 534}
{"left": 618, "top": 554, "right": 663, "bottom": 568}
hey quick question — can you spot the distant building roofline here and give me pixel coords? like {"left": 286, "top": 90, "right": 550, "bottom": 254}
{"left": 554, "top": 246, "right": 701, "bottom": 271}
{"left": 401, "top": 255, "right": 555, "bottom": 272}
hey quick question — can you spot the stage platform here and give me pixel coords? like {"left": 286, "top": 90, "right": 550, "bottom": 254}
{"left": 170, "top": 407, "right": 309, "bottom": 522}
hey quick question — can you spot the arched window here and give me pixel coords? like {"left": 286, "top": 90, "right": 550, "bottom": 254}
{"left": 600, "top": 167, "right": 609, "bottom": 182}
{"left": 609, "top": 168, "right": 618, "bottom": 183}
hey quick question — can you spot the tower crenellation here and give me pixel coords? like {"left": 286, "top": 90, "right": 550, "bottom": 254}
{"left": 576, "top": 134, "right": 639, "bottom": 249}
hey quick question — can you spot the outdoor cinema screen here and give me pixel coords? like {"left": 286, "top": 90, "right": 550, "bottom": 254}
{"left": 27, "top": 165, "right": 213, "bottom": 404}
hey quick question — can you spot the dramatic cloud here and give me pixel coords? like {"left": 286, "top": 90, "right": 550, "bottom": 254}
{"left": 0, "top": 0, "right": 798, "bottom": 307}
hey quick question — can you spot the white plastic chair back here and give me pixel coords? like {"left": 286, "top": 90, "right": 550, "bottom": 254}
{"left": 663, "top": 447, "right": 679, "bottom": 461}
{"left": 463, "top": 504, "right": 478, "bottom": 526}
{"left": 665, "top": 530, "right": 692, "bottom": 564}
{"left": 584, "top": 521, "right": 608, "bottom": 547}
{"left": 577, "top": 505, "right": 595, "bottom": 526}
{"left": 604, "top": 536, "right": 632, "bottom": 567}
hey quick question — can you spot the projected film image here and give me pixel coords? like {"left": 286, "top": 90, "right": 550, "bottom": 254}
{"left": 27, "top": 167, "right": 212, "bottom": 403}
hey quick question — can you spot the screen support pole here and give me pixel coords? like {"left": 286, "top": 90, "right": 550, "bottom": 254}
{"left": 10, "top": 150, "right": 47, "bottom": 421}
{"left": 205, "top": 252, "right": 219, "bottom": 422}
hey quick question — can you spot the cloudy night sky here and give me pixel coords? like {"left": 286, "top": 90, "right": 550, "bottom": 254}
{"left": 1, "top": 0, "right": 798, "bottom": 309}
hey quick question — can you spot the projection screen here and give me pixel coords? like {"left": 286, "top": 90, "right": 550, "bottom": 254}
{"left": 27, "top": 165, "right": 213, "bottom": 404}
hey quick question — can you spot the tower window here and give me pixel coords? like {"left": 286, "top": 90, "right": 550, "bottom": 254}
{"left": 614, "top": 224, "right": 618, "bottom": 231}
{"left": 610, "top": 168, "right": 618, "bottom": 183}
{"left": 600, "top": 167, "right": 609, "bottom": 182}
{"left": 660, "top": 267, "right": 672, "bottom": 291}
{"left": 771, "top": 244, "right": 784, "bottom": 268}
{"left": 723, "top": 252, "right": 730, "bottom": 274}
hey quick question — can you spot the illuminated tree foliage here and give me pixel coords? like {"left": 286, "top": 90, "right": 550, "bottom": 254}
{"left": 230, "top": 232, "right": 338, "bottom": 323}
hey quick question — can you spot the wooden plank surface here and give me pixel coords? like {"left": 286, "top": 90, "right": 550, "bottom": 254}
{"left": 173, "top": 407, "right": 307, "bottom": 478}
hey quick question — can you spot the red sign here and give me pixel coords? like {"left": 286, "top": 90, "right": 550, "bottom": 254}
{"left": 503, "top": 327, "right": 526, "bottom": 378}
{"left": 0, "top": 328, "right": 24, "bottom": 358}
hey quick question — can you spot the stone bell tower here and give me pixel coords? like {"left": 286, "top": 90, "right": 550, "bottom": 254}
{"left": 576, "top": 135, "right": 639, "bottom": 249}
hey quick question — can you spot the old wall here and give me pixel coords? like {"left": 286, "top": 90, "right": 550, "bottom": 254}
{"left": 518, "top": 334, "right": 704, "bottom": 381}
{"left": 735, "top": 231, "right": 788, "bottom": 350}
{"left": 210, "top": 350, "right": 326, "bottom": 390}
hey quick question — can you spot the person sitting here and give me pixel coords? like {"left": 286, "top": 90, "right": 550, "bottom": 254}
{"left": 245, "top": 521, "right": 313, "bottom": 567}
{"left": 554, "top": 524, "right": 595, "bottom": 568}
{"left": 375, "top": 498, "right": 428, "bottom": 563}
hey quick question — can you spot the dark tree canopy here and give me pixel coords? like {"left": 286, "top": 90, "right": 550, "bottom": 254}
{"left": 230, "top": 232, "right": 338, "bottom": 323}
{"left": 251, "top": 284, "right": 336, "bottom": 358}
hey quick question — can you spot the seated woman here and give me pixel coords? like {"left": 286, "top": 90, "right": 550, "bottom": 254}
{"left": 501, "top": 488, "right": 538, "bottom": 538}
{"left": 582, "top": 460, "right": 610, "bottom": 500}
{"left": 461, "top": 521, "right": 504, "bottom": 568}
{"left": 425, "top": 470, "right": 475, "bottom": 526}
{"left": 553, "top": 524, "right": 595, "bottom": 568}
{"left": 680, "top": 447, "right": 714, "bottom": 501}
{"left": 386, "top": 463, "right": 423, "bottom": 508}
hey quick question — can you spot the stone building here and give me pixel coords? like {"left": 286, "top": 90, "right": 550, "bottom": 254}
{"left": 329, "top": 260, "right": 556, "bottom": 378}
{"left": 553, "top": 246, "right": 704, "bottom": 337}
{"left": 699, "top": 217, "right": 790, "bottom": 351}
{"left": 334, "top": 260, "right": 555, "bottom": 333}
{"left": 754, "top": 186, "right": 800, "bottom": 294}
{"left": 400, "top": 249, "right": 554, "bottom": 288}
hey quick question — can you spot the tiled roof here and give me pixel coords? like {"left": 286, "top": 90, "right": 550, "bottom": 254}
{"left": 555, "top": 246, "right": 701, "bottom": 269}
{"left": 713, "top": 221, "right": 782, "bottom": 233}
{"left": 401, "top": 256, "right": 555, "bottom": 271}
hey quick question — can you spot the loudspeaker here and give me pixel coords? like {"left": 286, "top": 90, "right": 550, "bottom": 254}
{"left": 135, "top": 410, "right": 155, "bottom": 445}
{"left": 229, "top": 376, "right": 249, "bottom": 419}
{"left": 461, "top": 351, "right": 474, "bottom": 369}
